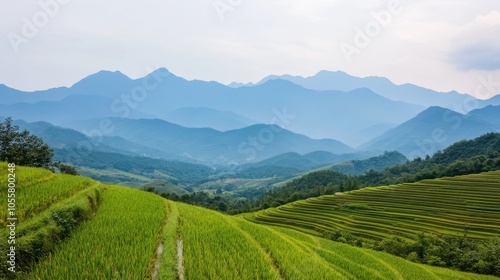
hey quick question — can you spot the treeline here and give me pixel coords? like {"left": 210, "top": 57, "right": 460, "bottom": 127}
{"left": 157, "top": 191, "right": 251, "bottom": 214}
{"left": 323, "top": 229, "right": 500, "bottom": 277}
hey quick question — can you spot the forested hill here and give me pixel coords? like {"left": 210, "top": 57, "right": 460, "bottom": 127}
{"left": 330, "top": 151, "right": 407, "bottom": 175}
{"left": 254, "top": 133, "right": 500, "bottom": 210}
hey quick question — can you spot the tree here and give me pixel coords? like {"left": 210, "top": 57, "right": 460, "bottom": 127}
{"left": 0, "top": 118, "right": 54, "bottom": 168}
{"left": 53, "top": 162, "right": 79, "bottom": 175}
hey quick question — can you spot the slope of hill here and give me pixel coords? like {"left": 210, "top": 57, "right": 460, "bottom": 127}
{"left": 246, "top": 170, "right": 500, "bottom": 276}
{"left": 468, "top": 105, "right": 500, "bottom": 127}
{"left": 361, "top": 106, "right": 500, "bottom": 158}
{"left": 140, "top": 179, "right": 190, "bottom": 195}
{"left": 1, "top": 163, "right": 496, "bottom": 279}
{"left": 248, "top": 171, "right": 500, "bottom": 240}
{"left": 431, "top": 132, "right": 500, "bottom": 164}
{"left": 330, "top": 151, "right": 408, "bottom": 175}
{"left": 234, "top": 151, "right": 354, "bottom": 179}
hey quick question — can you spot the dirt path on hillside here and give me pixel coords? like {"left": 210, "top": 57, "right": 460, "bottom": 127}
{"left": 151, "top": 243, "right": 164, "bottom": 280}
{"left": 177, "top": 239, "right": 185, "bottom": 280}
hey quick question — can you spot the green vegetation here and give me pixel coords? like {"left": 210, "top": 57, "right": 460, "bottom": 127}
{"left": 246, "top": 171, "right": 500, "bottom": 276}
{"left": 172, "top": 203, "right": 497, "bottom": 279}
{"left": 27, "top": 186, "right": 167, "bottom": 279}
{"left": 141, "top": 179, "right": 189, "bottom": 195}
{"left": 254, "top": 133, "right": 500, "bottom": 211}
{"left": 0, "top": 163, "right": 103, "bottom": 278}
{"left": 54, "top": 148, "right": 214, "bottom": 186}
{"left": 3, "top": 164, "right": 498, "bottom": 279}
{"left": 0, "top": 164, "right": 96, "bottom": 224}
{"left": 329, "top": 151, "right": 408, "bottom": 175}
{"left": 0, "top": 118, "right": 53, "bottom": 168}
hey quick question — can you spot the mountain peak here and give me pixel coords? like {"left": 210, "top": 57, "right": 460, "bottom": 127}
{"left": 413, "top": 106, "right": 458, "bottom": 120}
{"left": 71, "top": 70, "right": 131, "bottom": 89}
{"left": 256, "top": 78, "right": 305, "bottom": 90}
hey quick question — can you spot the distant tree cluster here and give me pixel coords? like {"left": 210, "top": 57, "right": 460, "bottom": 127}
{"left": 0, "top": 117, "right": 78, "bottom": 175}
{"left": 0, "top": 117, "right": 53, "bottom": 168}
{"left": 323, "top": 230, "right": 500, "bottom": 277}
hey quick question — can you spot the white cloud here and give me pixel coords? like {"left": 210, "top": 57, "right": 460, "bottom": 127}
{"left": 448, "top": 10, "right": 500, "bottom": 71}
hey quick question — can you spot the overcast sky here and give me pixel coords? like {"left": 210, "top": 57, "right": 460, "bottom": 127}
{"left": 1, "top": 0, "right": 499, "bottom": 98}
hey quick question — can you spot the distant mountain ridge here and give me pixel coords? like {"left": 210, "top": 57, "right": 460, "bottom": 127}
{"left": 361, "top": 105, "right": 500, "bottom": 158}
{"left": 253, "top": 70, "right": 499, "bottom": 112}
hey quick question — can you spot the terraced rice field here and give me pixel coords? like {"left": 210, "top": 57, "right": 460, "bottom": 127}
{"left": 245, "top": 171, "right": 500, "bottom": 241}
{"left": 2, "top": 163, "right": 499, "bottom": 279}
{"left": 169, "top": 203, "right": 498, "bottom": 280}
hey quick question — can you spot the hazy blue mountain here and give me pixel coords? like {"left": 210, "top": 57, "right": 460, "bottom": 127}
{"left": 256, "top": 70, "right": 490, "bottom": 112}
{"left": 361, "top": 106, "right": 500, "bottom": 158}
{"left": 163, "top": 107, "right": 256, "bottom": 131}
{"left": 0, "top": 84, "right": 70, "bottom": 105}
{"left": 479, "top": 95, "right": 500, "bottom": 107}
{"left": 11, "top": 119, "right": 132, "bottom": 155}
{"left": 68, "top": 118, "right": 354, "bottom": 165}
{"left": 229, "top": 81, "right": 423, "bottom": 146}
{"left": 7, "top": 118, "right": 191, "bottom": 162}
{"left": 0, "top": 68, "right": 424, "bottom": 146}
{"left": 0, "top": 95, "right": 154, "bottom": 126}
{"left": 70, "top": 70, "right": 135, "bottom": 97}
{"left": 467, "top": 105, "right": 500, "bottom": 128}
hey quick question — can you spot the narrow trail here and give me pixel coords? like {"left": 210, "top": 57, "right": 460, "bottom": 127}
{"left": 151, "top": 243, "right": 164, "bottom": 280}
{"left": 177, "top": 239, "right": 185, "bottom": 280}
{"left": 151, "top": 201, "right": 170, "bottom": 280}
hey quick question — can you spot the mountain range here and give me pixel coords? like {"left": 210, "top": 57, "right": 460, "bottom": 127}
{"left": 0, "top": 68, "right": 462, "bottom": 146}
{"left": 1, "top": 68, "right": 500, "bottom": 165}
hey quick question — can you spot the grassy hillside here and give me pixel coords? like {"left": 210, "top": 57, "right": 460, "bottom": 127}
{"left": 1, "top": 163, "right": 498, "bottom": 279}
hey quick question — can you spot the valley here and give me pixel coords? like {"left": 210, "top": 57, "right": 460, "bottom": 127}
{"left": 1, "top": 163, "right": 499, "bottom": 279}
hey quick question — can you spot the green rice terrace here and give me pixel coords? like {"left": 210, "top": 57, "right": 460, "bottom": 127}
{"left": 1, "top": 163, "right": 499, "bottom": 279}
{"left": 245, "top": 171, "right": 500, "bottom": 242}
